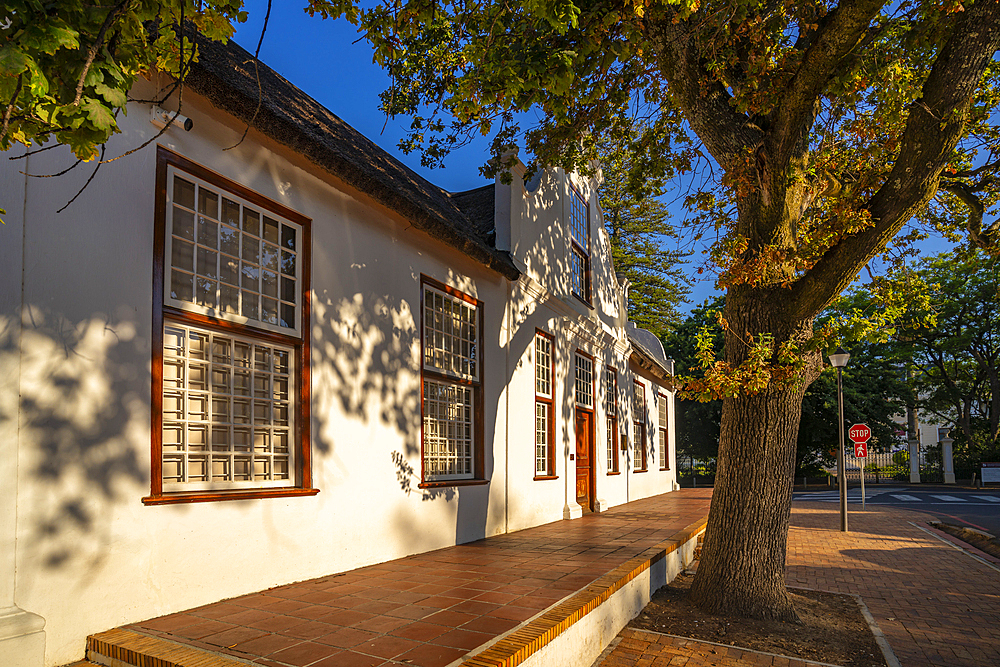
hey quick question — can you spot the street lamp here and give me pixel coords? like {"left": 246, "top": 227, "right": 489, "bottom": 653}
{"left": 829, "top": 347, "right": 850, "bottom": 532}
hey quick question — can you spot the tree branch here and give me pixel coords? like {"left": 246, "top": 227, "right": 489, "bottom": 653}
{"left": 643, "top": 9, "right": 762, "bottom": 169}
{"left": 0, "top": 73, "right": 23, "bottom": 146}
{"left": 768, "top": 0, "right": 884, "bottom": 167}
{"left": 786, "top": 0, "right": 1000, "bottom": 320}
{"left": 938, "top": 180, "right": 1000, "bottom": 250}
{"left": 73, "top": 0, "right": 131, "bottom": 106}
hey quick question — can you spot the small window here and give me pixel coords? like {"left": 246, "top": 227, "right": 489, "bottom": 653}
{"left": 535, "top": 331, "right": 556, "bottom": 478}
{"left": 149, "top": 148, "right": 314, "bottom": 504}
{"left": 575, "top": 352, "right": 594, "bottom": 408}
{"left": 606, "top": 367, "right": 619, "bottom": 473}
{"left": 658, "top": 392, "right": 669, "bottom": 470}
{"left": 569, "top": 188, "right": 591, "bottom": 303}
{"left": 633, "top": 380, "right": 647, "bottom": 471}
{"left": 421, "top": 280, "right": 484, "bottom": 483}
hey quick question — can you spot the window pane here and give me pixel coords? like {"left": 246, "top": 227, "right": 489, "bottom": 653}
{"left": 422, "top": 380, "right": 474, "bottom": 480}
{"left": 162, "top": 323, "right": 294, "bottom": 490}
{"left": 570, "top": 188, "right": 588, "bottom": 246}
{"left": 164, "top": 168, "right": 303, "bottom": 333}
{"left": 535, "top": 401, "right": 549, "bottom": 475}
{"left": 173, "top": 177, "right": 195, "bottom": 209}
{"left": 575, "top": 353, "right": 593, "bottom": 407}
{"left": 535, "top": 334, "right": 551, "bottom": 397}
{"left": 423, "top": 287, "right": 479, "bottom": 381}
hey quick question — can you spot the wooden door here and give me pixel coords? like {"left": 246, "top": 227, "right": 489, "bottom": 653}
{"left": 575, "top": 409, "right": 594, "bottom": 511}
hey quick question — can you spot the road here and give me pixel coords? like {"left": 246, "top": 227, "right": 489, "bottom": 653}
{"left": 793, "top": 485, "right": 1000, "bottom": 536}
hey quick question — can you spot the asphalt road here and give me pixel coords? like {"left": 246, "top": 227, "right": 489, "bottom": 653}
{"left": 793, "top": 485, "right": 1000, "bottom": 536}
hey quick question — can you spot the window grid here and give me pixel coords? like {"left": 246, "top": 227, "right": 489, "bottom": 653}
{"left": 167, "top": 171, "right": 300, "bottom": 333}
{"left": 162, "top": 323, "right": 293, "bottom": 490}
{"left": 571, "top": 247, "right": 589, "bottom": 299}
{"left": 422, "top": 380, "right": 474, "bottom": 479}
{"left": 423, "top": 287, "right": 478, "bottom": 381}
{"left": 535, "top": 334, "right": 552, "bottom": 397}
{"left": 575, "top": 353, "right": 593, "bottom": 408}
{"left": 570, "top": 188, "right": 588, "bottom": 246}
{"left": 659, "top": 392, "right": 669, "bottom": 470}
{"left": 607, "top": 368, "right": 619, "bottom": 473}
{"left": 535, "top": 330, "right": 555, "bottom": 477}
{"left": 536, "top": 402, "right": 550, "bottom": 475}
{"left": 633, "top": 381, "right": 647, "bottom": 471}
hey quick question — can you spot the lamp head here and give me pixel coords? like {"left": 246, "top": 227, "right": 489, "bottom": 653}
{"left": 829, "top": 346, "right": 850, "bottom": 368}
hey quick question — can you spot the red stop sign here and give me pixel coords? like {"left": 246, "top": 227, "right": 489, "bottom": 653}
{"left": 849, "top": 423, "right": 871, "bottom": 444}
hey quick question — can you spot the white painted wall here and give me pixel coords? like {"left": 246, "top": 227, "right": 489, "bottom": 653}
{"left": 3, "top": 74, "right": 674, "bottom": 666}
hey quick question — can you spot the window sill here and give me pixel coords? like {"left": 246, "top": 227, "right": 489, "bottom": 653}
{"left": 633, "top": 469, "right": 649, "bottom": 474}
{"left": 660, "top": 467, "right": 670, "bottom": 471}
{"left": 606, "top": 471, "right": 621, "bottom": 476}
{"left": 572, "top": 294, "right": 594, "bottom": 309}
{"left": 143, "top": 487, "right": 320, "bottom": 505}
{"left": 418, "top": 479, "right": 490, "bottom": 489}
{"left": 533, "top": 475, "right": 559, "bottom": 481}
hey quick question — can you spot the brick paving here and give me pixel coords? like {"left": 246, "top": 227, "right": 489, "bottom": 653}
{"left": 115, "top": 489, "right": 712, "bottom": 667}
{"left": 598, "top": 500, "right": 1000, "bottom": 667}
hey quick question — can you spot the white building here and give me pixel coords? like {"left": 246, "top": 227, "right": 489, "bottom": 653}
{"left": 0, "top": 34, "right": 677, "bottom": 666}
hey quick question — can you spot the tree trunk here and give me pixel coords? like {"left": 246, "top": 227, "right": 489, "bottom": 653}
{"left": 689, "top": 290, "right": 821, "bottom": 621}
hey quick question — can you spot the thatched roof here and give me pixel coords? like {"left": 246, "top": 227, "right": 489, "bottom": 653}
{"left": 183, "top": 33, "right": 519, "bottom": 280}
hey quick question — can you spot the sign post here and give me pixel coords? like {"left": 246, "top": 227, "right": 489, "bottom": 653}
{"left": 850, "top": 424, "right": 871, "bottom": 508}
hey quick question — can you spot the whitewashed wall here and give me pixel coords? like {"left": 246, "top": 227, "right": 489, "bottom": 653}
{"left": 2, "top": 75, "right": 675, "bottom": 667}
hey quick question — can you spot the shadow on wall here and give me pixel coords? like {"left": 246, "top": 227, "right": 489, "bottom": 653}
{"left": 0, "top": 307, "right": 147, "bottom": 584}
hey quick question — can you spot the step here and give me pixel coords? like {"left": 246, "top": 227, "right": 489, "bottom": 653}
{"left": 87, "top": 628, "right": 246, "bottom": 667}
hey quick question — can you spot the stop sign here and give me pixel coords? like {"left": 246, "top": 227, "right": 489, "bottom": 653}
{"left": 849, "top": 423, "right": 871, "bottom": 445}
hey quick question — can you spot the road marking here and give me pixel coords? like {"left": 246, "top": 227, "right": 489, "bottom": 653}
{"left": 973, "top": 495, "right": 1000, "bottom": 503}
{"left": 890, "top": 494, "right": 921, "bottom": 502}
{"left": 930, "top": 495, "right": 966, "bottom": 502}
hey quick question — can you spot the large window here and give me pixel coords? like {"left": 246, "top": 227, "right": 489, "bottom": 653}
{"left": 421, "top": 279, "right": 484, "bottom": 483}
{"left": 569, "top": 187, "right": 591, "bottom": 303}
{"left": 658, "top": 392, "right": 670, "bottom": 470}
{"left": 148, "top": 148, "right": 314, "bottom": 504}
{"left": 606, "top": 367, "right": 619, "bottom": 473}
{"left": 535, "top": 331, "right": 555, "bottom": 478}
{"left": 633, "top": 380, "right": 647, "bottom": 472}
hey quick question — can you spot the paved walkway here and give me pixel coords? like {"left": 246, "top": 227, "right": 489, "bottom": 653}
{"left": 87, "top": 489, "right": 712, "bottom": 667}
{"left": 597, "top": 501, "right": 1000, "bottom": 667}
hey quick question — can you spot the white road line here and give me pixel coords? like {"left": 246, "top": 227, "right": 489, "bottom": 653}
{"left": 890, "top": 494, "right": 921, "bottom": 502}
{"left": 930, "top": 495, "right": 965, "bottom": 502}
{"left": 973, "top": 495, "right": 1000, "bottom": 503}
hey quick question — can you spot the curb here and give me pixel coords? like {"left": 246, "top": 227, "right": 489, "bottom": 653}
{"left": 788, "top": 586, "right": 901, "bottom": 667}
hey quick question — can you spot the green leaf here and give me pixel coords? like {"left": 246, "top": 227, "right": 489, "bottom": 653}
{"left": 81, "top": 98, "right": 115, "bottom": 131}
{"left": 0, "top": 45, "right": 30, "bottom": 76}
{"left": 95, "top": 82, "right": 126, "bottom": 107}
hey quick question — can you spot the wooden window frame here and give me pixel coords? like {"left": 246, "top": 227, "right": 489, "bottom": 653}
{"left": 145, "top": 146, "right": 317, "bottom": 505}
{"left": 534, "top": 329, "right": 557, "bottom": 480}
{"left": 569, "top": 187, "right": 591, "bottom": 305}
{"left": 574, "top": 350, "right": 595, "bottom": 410}
{"left": 606, "top": 366, "right": 620, "bottom": 475}
{"left": 419, "top": 275, "right": 487, "bottom": 488}
{"left": 633, "top": 379, "right": 647, "bottom": 472}
{"left": 658, "top": 391, "right": 670, "bottom": 470}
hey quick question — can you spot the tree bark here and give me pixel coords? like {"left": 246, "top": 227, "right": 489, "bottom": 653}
{"left": 689, "top": 289, "right": 822, "bottom": 620}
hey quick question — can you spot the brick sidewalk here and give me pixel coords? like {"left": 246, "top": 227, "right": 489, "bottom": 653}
{"left": 90, "top": 489, "right": 711, "bottom": 667}
{"left": 598, "top": 502, "right": 1000, "bottom": 667}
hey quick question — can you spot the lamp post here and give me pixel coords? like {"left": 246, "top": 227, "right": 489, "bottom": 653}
{"left": 829, "top": 347, "right": 851, "bottom": 532}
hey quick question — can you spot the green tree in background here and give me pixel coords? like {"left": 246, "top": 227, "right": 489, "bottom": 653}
{"left": 662, "top": 297, "right": 724, "bottom": 469}
{"left": 598, "top": 123, "right": 689, "bottom": 336}
{"left": 898, "top": 249, "right": 1000, "bottom": 472}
